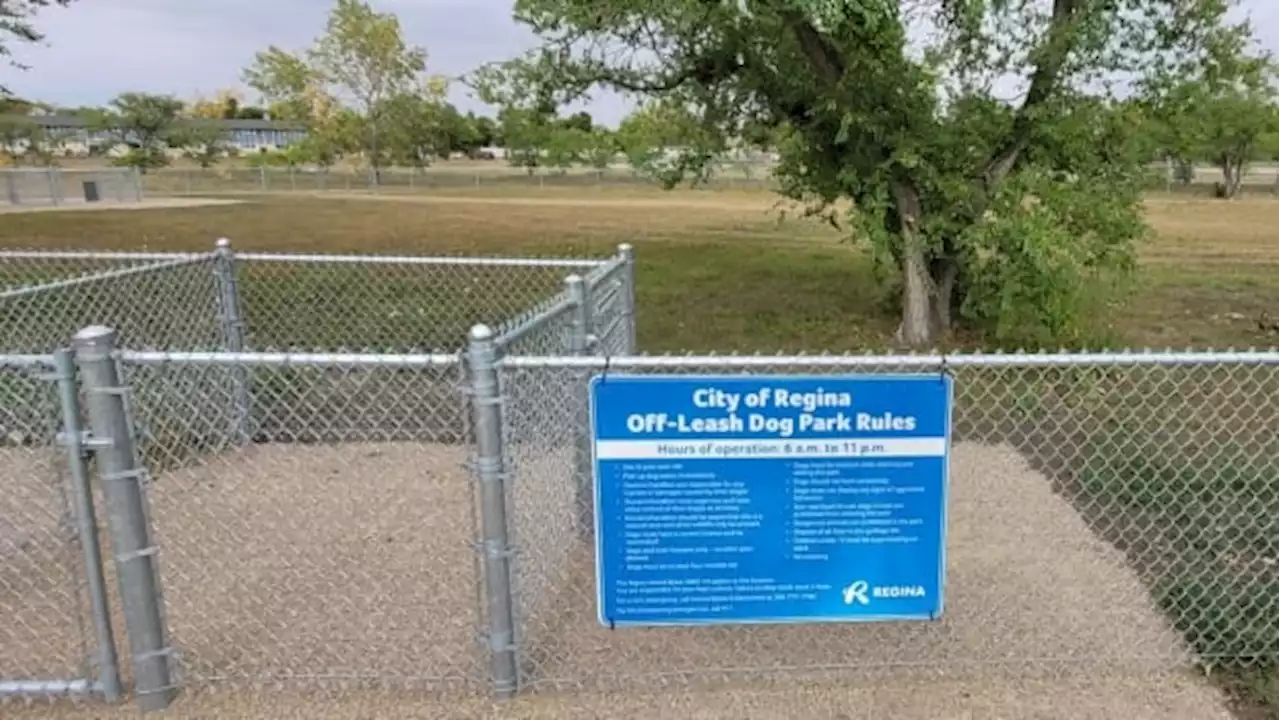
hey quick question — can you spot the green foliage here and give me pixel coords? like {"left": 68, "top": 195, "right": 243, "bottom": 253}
{"left": 172, "top": 124, "right": 229, "bottom": 169}
{"left": 0, "top": 114, "right": 38, "bottom": 164}
{"left": 543, "top": 126, "right": 590, "bottom": 171}
{"left": 94, "top": 92, "right": 184, "bottom": 171}
{"left": 243, "top": 0, "right": 430, "bottom": 170}
{"left": 615, "top": 101, "right": 722, "bottom": 185}
{"left": 494, "top": 0, "right": 1269, "bottom": 347}
{"left": 380, "top": 91, "right": 458, "bottom": 165}
{"left": 497, "top": 107, "right": 551, "bottom": 171}
{"left": 242, "top": 46, "right": 317, "bottom": 122}
{"left": 1142, "top": 16, "right": 1278, "bottom": 198}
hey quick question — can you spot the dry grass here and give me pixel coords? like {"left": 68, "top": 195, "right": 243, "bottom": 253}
{"left": 0, "top": 187, "right": 1273, "bottom": 351}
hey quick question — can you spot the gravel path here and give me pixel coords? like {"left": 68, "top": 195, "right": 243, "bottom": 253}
{"left": 0, "top": 198, "right": 243, "bottom": 214}
{"left": 1, "top": 441, "right": 1234, "bottom": 717}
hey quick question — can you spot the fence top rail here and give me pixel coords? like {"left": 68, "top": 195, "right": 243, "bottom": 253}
{"left": 0, "top": 249, "right": 613, "bottom": 269}
{"left": 0, "top": 255, "right": 211, "bottom": 301}
{"left": 0, "top": 353, "right": 56, "bottom": 368}
{"left": 236, "top": 251, "right": 608, "bottom": 268}
{"left": 496, "top": 349, "right": 1280, "bottom": 369}
{"left": 116, "top": 349, "right": 461, "bottom": 368}
{"left": 0, "top": 249, "right": 209, "bottom": 261}
{"left": 493, "top": 293, "right": 578, "bottom": 350}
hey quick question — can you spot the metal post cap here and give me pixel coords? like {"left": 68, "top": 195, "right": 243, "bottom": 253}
{"left": 72, "top": 325, "right": 117, "bottom": 343}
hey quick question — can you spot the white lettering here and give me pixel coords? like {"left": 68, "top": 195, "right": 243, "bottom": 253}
{"left": 748, "top": 413, "right": 795, "bottom": 438}
{"left": 872, "top": 585, "right": 927, "bottom": 599}
{"left": 854, "top": 412, "right": 917, "bottom": 432}
{"left": 692, "top": 388, "right": 741, "bottom": 413}
{"left": 771, "top": 388, "right": 853, "bottom": 412}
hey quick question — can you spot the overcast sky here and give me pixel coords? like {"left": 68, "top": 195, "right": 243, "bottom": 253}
{"left": 4, "top": 0, "right": 1278, "bottom": 127}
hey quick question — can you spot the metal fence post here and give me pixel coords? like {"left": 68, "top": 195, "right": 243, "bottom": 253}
{"left": 213, "top": 238, "right": 250, "bottom": 444}
{"left": 131, "top": 166, "right": 142, "bottom": 202}
{"left": 616, "top": 243, "right": 638, "bottom": 354}
{"left": 564, "top": 275, "right": 594, "bottom": 536}
{"left": 52, "top": 349, "right": 122, "bottom": 702}
{"left": 73, "top": 326, "right": 174, "bottom": 713}
{"left": 46, "top": 166, "right": 60, "bottom": 206}
{"left": 259, "top": 164, "right": 267, "bottom": 191}
{"left": 4, "top": 170, "right": 19, "bottom": 204}
{"left": 466, "top": 324, "right": 520, "bottom": 698}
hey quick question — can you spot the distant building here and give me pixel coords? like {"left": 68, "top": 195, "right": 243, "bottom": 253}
{"left": 0, "top": 115, "right": 308, "bottom": 157}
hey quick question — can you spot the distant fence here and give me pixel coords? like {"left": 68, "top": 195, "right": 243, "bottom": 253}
{"left": 138, "top": 164, "right": 781, "bottom": 195}
{"left": 0, "top": 167, "right": 142, "bottom": 206}
{"left": 4, "top": 162, "right": 1277, "bottom": 202}
{"left": 1, "top": 242, "right": 1276, "bottom": 713}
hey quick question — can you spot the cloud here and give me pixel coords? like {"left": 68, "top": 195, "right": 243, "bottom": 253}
{"left": 5, "top": 0, "right": 1278, "bottom": 127}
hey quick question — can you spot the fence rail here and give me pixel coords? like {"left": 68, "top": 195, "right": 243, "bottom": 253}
{"left": 2, "top": 242, "right": 1276, "bottom": 713}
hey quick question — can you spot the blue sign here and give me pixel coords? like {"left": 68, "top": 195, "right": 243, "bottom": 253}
{"left": 590, "top": 374, "right": 952, "bottom": 627}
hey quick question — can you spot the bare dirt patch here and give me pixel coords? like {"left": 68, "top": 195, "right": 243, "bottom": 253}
{"left": 1, "top": 441, "right": 1234, "bottom": 717}
{"left": 0, "top": 198, "right": 244, "bottom": 215}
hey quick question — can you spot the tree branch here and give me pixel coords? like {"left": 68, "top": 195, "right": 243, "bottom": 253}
{"left": 777, "top": 9, "right": 846, "bottom": 88}
{"left": 981, "top": 0, "right": 1081, "bottom": 187}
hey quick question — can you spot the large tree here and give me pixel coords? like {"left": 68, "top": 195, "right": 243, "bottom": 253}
{"left": 1, "top": 0, "right": 73, "bottom": 95}
{"left": 1145, "top": 36, "right": 1278, "bottom": 199}
{"left": 93, "top": 92, "right": 184, "bottom": 171}
{"left": 480, "top": 0, "right": 1262, "bottom": 346}
{"left": 308, "top": 0, "right": 425, "bottom": 176}
{"left": 243, "top": 0, "right": 427, "bottom": 177}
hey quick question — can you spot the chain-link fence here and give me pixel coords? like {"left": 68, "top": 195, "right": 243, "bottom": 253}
{"left": 0, "top": 168, "right": 142, "bottom": 206}
{"left": 1, "top": 243, "right": 635, "bottom": 707}
{"left": 3, "top": 243, "right": 1276, "bottom": 712}
{"left": 492, "top": 353, "right": 1278, "bottom": 692}
{"left": 1, "top": 244, "right": 626, "bottom": 355}
{"left": 131, "top": 163, "right": 1280, "bottom": 198}
{"left": 0, "top": 352, "right": 120, "bottom": 702}
{"left": 139, "top": 165, "right": 783, "bottom": 195}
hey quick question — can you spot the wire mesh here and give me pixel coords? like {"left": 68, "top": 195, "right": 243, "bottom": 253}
{"left": 496, "top": 356, "right": 1279, "bottom": 690}
{"left": 583, "top": 260, "right": 629, "bottom": 356}
{"left": 115, "top": 356, "right": 485, "bottom": 691}
{"left": 0, "top": 255, "right": 223, "bottom": 354}
{"left": 0, "top": 356, "right": 95, "bottom": 691}
{"left": 235, "top": 256, "right": 597, "bottom": 353}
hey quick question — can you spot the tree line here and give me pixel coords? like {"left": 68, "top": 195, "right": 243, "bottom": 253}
{"left": 0, "top": 0, "right": 773, "bottom": 179}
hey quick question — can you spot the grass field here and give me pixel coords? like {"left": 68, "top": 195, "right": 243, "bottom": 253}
{"left": 0, "top": 186, "right": 1276, "bottom": 716}
{"left": 0, "top": 187, "right": 1276, "bottom": 352}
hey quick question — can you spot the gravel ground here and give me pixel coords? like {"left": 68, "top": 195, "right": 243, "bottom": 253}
{"left": 1, "top": 441, "right": 1234, "bottom": 718}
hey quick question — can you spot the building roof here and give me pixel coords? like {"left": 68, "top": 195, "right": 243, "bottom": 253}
{"left": 1, "top": 114, "right": 308, "bottom": 132}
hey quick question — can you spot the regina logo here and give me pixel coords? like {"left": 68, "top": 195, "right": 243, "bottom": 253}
{"left": 841, "top": 581, "right": 869, "bottom": 605}
{"left": 842, "top": 580, "right": 926, "bottom": 605}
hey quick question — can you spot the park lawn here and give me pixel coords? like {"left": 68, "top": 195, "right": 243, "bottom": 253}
{"left": 0, "top": 189, "right": 1275, "bottom": 352}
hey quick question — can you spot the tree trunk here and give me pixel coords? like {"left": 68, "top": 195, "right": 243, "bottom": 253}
{"left": 1220, "top": 157, "right": 1243, "bottom": 199}
{"left": 930, "top": 257, "right": 959, "bottom": 333}
{"left": 890, "top": 181, "right": 942, "bottom": 347}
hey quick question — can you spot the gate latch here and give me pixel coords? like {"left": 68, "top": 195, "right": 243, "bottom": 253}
{"left": 55, "top": 430, "right": 113, "bottom": 451}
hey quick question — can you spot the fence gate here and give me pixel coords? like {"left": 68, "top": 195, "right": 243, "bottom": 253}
{"left": 0, "top": 352, "right": 120, "bottom": 701}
